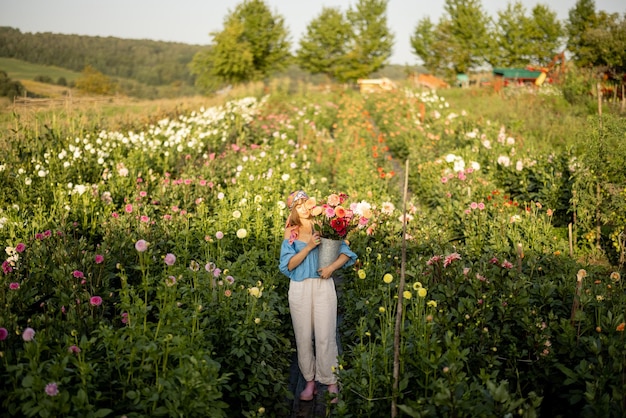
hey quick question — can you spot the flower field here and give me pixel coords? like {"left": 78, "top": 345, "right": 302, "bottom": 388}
{"left": 1, "top": 86, "right": 625, "bottom": 417}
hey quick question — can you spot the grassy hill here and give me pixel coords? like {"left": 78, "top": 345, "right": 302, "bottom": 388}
{"left": 0, "top": 57, "right": 200, "bottom": 100}
{"left": 0, "top": 57, "right": 81, "bottom": 83}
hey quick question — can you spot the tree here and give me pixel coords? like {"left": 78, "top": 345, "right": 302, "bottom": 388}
{"left": 410, "top": 17, "right": 440, "bottom": 73}
{"left": 190, "top": 0, "right": 291, "bottom": 91}
{"left": 583, "top": 12, "right": 626, "bottom": 73}
{"left": 191, "top": 22, "right": 254, "bottom": 91}
{"left": 410, "top": 0, "right": 491, "bottom": 77}
{"left": 74, "top": 65, "right": 116, "bottom": 95}
{"left": 566, "top": 1, "right": 626, "bottom": 74}
{"left": 490, "top": 2, "right": 535, "bottom": 68}
{"left": 490, "top": 2, "right": 563, "bottom": 68}
{"left": 527, "top": 4, "right": 563, "bottom": 64}
{"left": 441, "top": 0, "right": 492, "bottom": 74}
{"left": 0, "top": 70, "right": 25, "bottom": 99}
{"left": 340, "top": 0, "right": 394, "bottom": 82}
{"left": 296, "top": 7, "right": 352, "bottom": 82}
{"left": 566, "top": 0, "right": 598, "bottom": 66}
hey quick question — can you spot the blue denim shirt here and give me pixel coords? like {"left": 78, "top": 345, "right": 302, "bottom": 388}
{"left": 279, "top": 239, "right": 357, "bottom": 282}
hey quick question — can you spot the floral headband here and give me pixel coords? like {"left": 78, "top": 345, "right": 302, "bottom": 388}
{"left": 287, "top": 190, "right": 309, "bottom": 209}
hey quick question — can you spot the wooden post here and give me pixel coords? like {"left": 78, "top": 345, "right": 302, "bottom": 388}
{"left": 596, "top": 183, "right": 602, "bottom": 250}
{"left": 391, "top": 160, "right": 409, "bottom": 418}
{"left": 595, "top": 82, "right": 606, "bottom": 251}
{"left": 572, "top": 190, "right": 577, "bottom": 248}
{"left": 570, "top": 278, "right": 582, "bottom": 323}
{"left": 617, "top": 231, "right": 626, "bottom": 267}
{"left": 569, "top": 223, "right": 574, "bottom": 258}
{"left": 597, "top": 82, "right": 603, "bottom": 130}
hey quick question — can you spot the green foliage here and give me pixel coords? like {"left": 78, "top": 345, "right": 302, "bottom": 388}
{"left": 295, "top": 0, "right": 394, "bottom": 83}
{"left": 561, "top": 66, "right": 596, "bottom": 109}
{"left": 0, "top": 69, "right": 25, "bottom": 99}
{"left": 583, "top": 11, "right": 626, "bottom": 73}
{"left": 529, "top": 4, "right": 564, "bottom": 63}
{"left": 411, "top": 0, "right": 492, "bottom": 77}
{"left": 74, "top": 65, "right": 116, "bottom": 96}
{"left": 296, "top": 7, "right": 352, "bottom": 82}
{"left": 490, "top": 2, "right": 563, "bottom": 68}
{"left": 34, "top": 75, "right": 54, "bottom": 84}
{"left": 566, "top": 0, "right": 600, "bottom": 67}
{"left": 340, "top": 0, "right": 394, "bottom": 81}
{"left": 191, "top": 0, "right": 291, "bottom": 90}
{"left": 570, "top": 113, "right": 626, "bottom": 260}
{"left": 0, "top": 57, "right": 81, "bottom": 83}
{"left": 491, "top": 2, "right": 536, "bottom": 68}
{"left": 0, "top": 27, "right": 200, "bottom": 87}
{"left": 441, "top": 0, "right": 492, "bottom": 74}
{"left": 1, "top": 86, "right": 625, "bottom": 417}
{"left": 566, "top": 1, "right": 626, "bottom": 73}
{"left": 191, "top": 23, "right": 254, "bottom": 93}
{"left": 410, "top": 18, "right": 439, "bottom": 73}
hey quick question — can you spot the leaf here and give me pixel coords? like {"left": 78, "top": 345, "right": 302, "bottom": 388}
{"left": 555, "top": 363, "right": 578, "bottom": 383}
{"left": 21, "top": 374, "right": 33, "bottom": 388}
{"left": 397, "top": 404, "right": 421, "bottom": 417}
{"left": 492, "top": 381, "right": 510, "bottom": 403}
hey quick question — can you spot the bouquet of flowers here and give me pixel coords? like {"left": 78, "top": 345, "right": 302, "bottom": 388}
{"left": 309, "top": 192, "right": 374, "bottom": 240}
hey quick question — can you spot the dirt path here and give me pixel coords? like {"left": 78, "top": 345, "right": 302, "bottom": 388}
{"left": 288, "top": 275, "right": 346, "bottom": 417}
{"left": 288, "top": 114, "right": 406, "bottom": 416}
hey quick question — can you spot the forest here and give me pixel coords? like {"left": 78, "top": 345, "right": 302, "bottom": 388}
{"left": 0, "top": 26, "right": 202, "bottom": 87}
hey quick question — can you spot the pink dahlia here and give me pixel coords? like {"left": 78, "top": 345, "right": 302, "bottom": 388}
{"left": 443, "top": 252, "right": 462, "bottom": 268}
{"left": 89, "top": 296, "right": 103, "bottom": 306}
{"left": 22, "top": 327, "right": 35, "bottom": 341}
{"left": 134, "top": 239, "right": 148, "bottom": 252}
{"left": 45, "top": 382, "right": 59, "bottom": 396}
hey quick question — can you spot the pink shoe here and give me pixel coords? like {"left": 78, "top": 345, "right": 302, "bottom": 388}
{"left": 300, "top": 380, "right": 316, "bottom": 401}
{"left": 327, "top": 383, "right": 339, "bottom": 404}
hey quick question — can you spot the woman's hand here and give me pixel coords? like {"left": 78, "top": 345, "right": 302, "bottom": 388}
{"left": 318, "top": 265, "right": 335, "bottom": 280}
{"left": 307, "top": 232, "right": 321, "bottom": 250}
{"left": 318, "top": 253, "right": 349, "bottom": 280}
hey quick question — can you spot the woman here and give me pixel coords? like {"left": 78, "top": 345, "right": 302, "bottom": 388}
{"left": 279, "top": 190, "right": 357, "bottom": 403}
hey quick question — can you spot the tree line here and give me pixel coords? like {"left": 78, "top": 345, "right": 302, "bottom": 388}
{"left": 191, "top": 0, "right": 625, "bottom": 93}
{"left": 0, "top": 26, "right": 202, "bottom": 87}
{"left": 1, "top": 0, "right": 624, "bottom": 98}
{"left": 412, "top": 0, "right": 625, "bottom": 79}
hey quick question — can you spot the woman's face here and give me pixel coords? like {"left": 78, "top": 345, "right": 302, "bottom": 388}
{"left": 295, "top": 202, "right": 310, "bottom": 219}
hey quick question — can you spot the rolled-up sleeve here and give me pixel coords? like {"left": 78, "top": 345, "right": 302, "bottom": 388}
{"left": 279, "top": 239, "right": 297, "bottom": 279}
{"left": 340, "top": 241, "right": 357, "bottom": 268}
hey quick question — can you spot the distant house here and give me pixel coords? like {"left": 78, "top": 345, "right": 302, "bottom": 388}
{"left": 357, "top": 77, "right": 397, "bottom": 94}
{"left": 408, "top": 73, "right": 449, "bottom": 90}
{"left": 492, "top": 68, "right": 542, "bottom": 86}
{"left": 456, "top": 73, "right": 469, "bottom": 88}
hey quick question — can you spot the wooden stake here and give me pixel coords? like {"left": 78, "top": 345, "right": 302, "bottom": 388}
{"left": 569, "top": 223, "right": 574, "bottom": 258}
{"left": 597, "top": 82, "right": 603, "bottom": 131}
{"left": 391, "top": 159, "right": 409, "bottom": 418}
{"left": 596, "top": 183, "right": 601, "bottom": 250}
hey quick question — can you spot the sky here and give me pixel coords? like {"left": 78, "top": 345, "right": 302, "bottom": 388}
{"left": 0, "top": 0, "right": 624, "bottom": 65}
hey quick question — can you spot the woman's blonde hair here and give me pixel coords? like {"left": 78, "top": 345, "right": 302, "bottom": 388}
{"left": 286, "top": 198, "right": 308, "bottom": 227}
